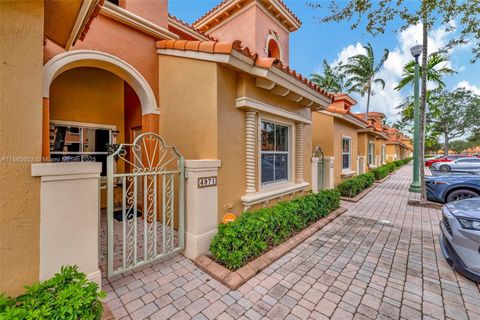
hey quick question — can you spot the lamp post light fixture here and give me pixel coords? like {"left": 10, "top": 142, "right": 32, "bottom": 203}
{"left": 409, "top": 44, "right": 423, "bottom": 193}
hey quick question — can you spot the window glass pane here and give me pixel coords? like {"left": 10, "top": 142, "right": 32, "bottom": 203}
{"left": 274, "top": 154, "right": 288, "bottom": 181}
{"left": 261, "top": 154, "right": 274, "bottom": 184}
{"left": 275, "top": 125, "right": 288, "bottom": 151}
{"left": 82, "top": 128, "right": 110, "bottom": 152}
{"left": 343, "top": 154, "right": 350, "bottom": 169}
{"left": 343, "top": 139, "right": 350, "bottom": 153}
{"left": 261, "top": 122, "right": 275, "bottom": 151}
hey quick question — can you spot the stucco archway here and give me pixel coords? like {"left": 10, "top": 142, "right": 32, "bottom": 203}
{"left": 43, "top": 50, "right": 159, "bottom": 115}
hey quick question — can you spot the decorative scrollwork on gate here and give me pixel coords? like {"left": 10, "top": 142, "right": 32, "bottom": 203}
{"left": 106, "top": 133, "right": 185, "bottom": 277}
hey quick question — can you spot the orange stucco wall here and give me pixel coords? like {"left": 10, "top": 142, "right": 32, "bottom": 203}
{"left": 208, "top": 4, "right": 290, "bottom": 64}
{"left": 119, "top": 0, "right": 168, "bottom": 29}
{"left": 44, "top": 14, "right": 160, "bottom": 105}
{"left": 312, "top": 112, "right": 334, "bottom": 157}
{"left": 333, "top": 119, "right": 359, "bottom": 185}
{"left": 0, "top": 0, "right": 43, "bottom": 296}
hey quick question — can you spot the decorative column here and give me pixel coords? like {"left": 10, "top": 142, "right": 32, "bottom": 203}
{"left": 245, "top": 111, "right": 257, "bottom": 194}
{"left": 295, "top": 123, "right": 304, "bottom": 183}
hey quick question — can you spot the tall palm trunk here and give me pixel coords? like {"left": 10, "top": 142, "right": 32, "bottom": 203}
{"left": 365, "top": 81, "right": 372, "bottom": 120}
{"left": 419, "top": 2, "right": 428, "bottom": 203}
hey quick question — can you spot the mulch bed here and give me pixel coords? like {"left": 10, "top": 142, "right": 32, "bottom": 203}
{"left": 194, "top": 207, "right": 348, "bottom": 290}
{"left": 340, "top": 184, "right": 377, "bottom": 203}
{"left": 407, "top": 200, "right": 443, "bottom": 209}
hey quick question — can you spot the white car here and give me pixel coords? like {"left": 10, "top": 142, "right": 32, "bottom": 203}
{"left": 431, "top": 157, "right": 480, "bottom": 172}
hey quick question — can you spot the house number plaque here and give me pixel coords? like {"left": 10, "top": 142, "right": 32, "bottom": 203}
{"left": 198, "top": 176, "right": 217, "bottom": 188}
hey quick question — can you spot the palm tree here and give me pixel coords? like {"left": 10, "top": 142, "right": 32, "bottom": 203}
{"left": 341, "top": 43, "right": 389, "bottom": 120}
{"left": 310, "top": 60, "right": 345, "bottom": 93}
{"left": 395, "top": 52, "right": 455, "bottom": 90}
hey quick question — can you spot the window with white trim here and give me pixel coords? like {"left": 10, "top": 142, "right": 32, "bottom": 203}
{"left": 342, "top": 137, "right": 351, "bottom": 170}
{"left": 49, "top": 121, "right": 114, "bottom": 176}
{"left": 368, "top": 141, "right": 375, "bottom": 166}
{"left": 261, "top": 121, "right": 289, "bottom": 185}
{"left": 381, "top": 145, "right": 386, "bottom": 164}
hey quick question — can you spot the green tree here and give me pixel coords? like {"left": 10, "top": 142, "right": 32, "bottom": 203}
{"left": 310, "top": 59, "right": 345, "bottom": 93}
{"left": 312, "top": 0, "right": 480, "bottom": 203}
{"left": 428, "top": 88, "right": 480, "bottom": 155}
{"left": 341, "top": 42, "right": 389, "bottom": 120}
{"left": 395, "top": 52, "right": 455, "bottom": 90}
{"left": 449, "top": 140, "right": 471, "bottom": 153}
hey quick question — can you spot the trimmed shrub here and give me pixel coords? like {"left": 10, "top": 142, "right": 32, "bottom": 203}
{"left": 337, "top": 173, "right": 375, "bottom": 198}
{"left": 0, "top": 266, "right": 105, "bottom": 320}
{"left": 210, "top": 189, "right": 341, "bottom": 270}
{"left": 371, "top": 166, "right": 389, "bottom": 181}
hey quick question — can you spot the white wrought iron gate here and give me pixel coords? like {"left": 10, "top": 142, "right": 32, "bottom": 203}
{"left": 106, "top": 133, "right": 185, "bottom": 277}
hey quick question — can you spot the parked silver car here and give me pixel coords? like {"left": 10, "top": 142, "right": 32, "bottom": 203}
{"left": 440, "top": 197, "right": 480, "bottom": 282}
{"left": 432, "top": 157, "right": 480, "bottom": 172}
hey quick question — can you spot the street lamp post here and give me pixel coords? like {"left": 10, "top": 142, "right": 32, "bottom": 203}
{"left": 409, "top": 44, "right": 422, "bottom": 193}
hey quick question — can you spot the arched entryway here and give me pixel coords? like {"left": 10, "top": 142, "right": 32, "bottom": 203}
{"left": 42, "top": 50, "right": 160, "bottom": 160}
{"left": 42, "top": 50, "right": 163, "bottom": 277}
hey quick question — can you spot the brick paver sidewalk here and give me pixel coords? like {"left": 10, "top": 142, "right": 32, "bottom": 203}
{"left": 104, "top": 164, "right": 480, "bottom": 319}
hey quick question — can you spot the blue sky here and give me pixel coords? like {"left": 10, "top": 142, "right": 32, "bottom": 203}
{"left": 169, "top": 0, "right": 480, "bottom": 122}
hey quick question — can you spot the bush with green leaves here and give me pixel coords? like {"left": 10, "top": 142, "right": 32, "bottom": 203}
{"left": 336, "top": 173, "right": 375, "bottom": 198}
{"left": 210, "top": 189, "right": 341, "bottom": 270}
{"left": 0, "top": 266, "right": 105, "bottom": 320}
{"left": 371, "top": 166, "right": 389, "bottom": 181}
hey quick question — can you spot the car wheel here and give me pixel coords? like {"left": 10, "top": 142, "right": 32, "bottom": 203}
{"left": 446, "top": 189, "right": 480, "bottom": 202}
{"left": 440, "top": 165, "right": 451, "bottom": 172}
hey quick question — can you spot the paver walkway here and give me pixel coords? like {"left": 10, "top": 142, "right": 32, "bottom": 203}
{"left": 103, "top": 164, "right": 480, "bottom": 320}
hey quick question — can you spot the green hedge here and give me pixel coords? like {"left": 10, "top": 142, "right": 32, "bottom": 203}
{"left": 0, "top": 266, "right": 105, "bottom": 320}
{"left": 210, "top": 189, "right": 341, "bottom": 270}
{"left": 337, "top": 173, "right": 375, "bottom": 198}
{"left": 370, "top": 166, "right": 389, "bottom": 180}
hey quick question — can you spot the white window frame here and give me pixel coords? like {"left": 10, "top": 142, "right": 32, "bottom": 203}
{"left": 342, "top": 136, "right": 352, "bottom": 172}
{"left": 50, "top": 120, "right": 116, "bottom": 177}
{"left": 258, "top": 117, "right": 293, "bottom": 191}
{"left": 367, "top": 141, "right": 375, "bottom": 166}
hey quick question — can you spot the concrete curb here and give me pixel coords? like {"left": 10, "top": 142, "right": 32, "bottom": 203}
{"left": 194, "top": 206, "right": 348, "bottom": 290}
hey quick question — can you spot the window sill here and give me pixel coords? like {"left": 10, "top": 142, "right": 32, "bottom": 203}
{"left": 241, "top": 182, "right": 309, "bottom": 211}
{"left": 341, "top": 170, "right": 356, "bottom": 177}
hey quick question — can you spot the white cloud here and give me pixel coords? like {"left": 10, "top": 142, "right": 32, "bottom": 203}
{"left": 331, "top": 21, "right": 457, "bottom": 122}
{"left": 455, "top": 81, "right": 480, "bottom": 95}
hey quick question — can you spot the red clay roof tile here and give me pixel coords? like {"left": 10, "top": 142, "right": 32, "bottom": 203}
{"left": 156, "top": 39, "right": 333, "bottom": 101}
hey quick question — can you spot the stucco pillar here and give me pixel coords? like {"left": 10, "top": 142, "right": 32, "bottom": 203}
{"left": 183, "top": 160, "right": 221, "bottom": 259}
{"left": 31, "top": 162, "right": 102, "bottom": 288}
{"left": 311, "top": 157, "right": 321, "bottom": 193}
{"left": 295, "top": 123, "right": 304, "bottom": 183}
{"left": 358, "top": 156, "right": 366, "bottom": 174}
{"left": 245, "top": 111, "right": 257, "bottom": 194}
{"left": 323, "top": 156, "right": 335, "bottom": 189}
{"left": 42, "top": 97, "right": 50, "bottom": 161}
{"left": 142, "top": 113, "right": 160, "bottom": 133}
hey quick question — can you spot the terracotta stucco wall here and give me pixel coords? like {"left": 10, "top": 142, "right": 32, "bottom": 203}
{"left": 357, "top": 133, "right": 367, "bottom": 157}
{"left": 333, "top": 120, "right": 359, "bottom": 186}
{"left": 207, "top": 4, "right": 290, "bottom": 63}
{"left": 44, "top": 15, "right": 159, "bottom": 106}
{"left": 119, "top": 0, "right": 168, "bottom": 29}
{"left": 386, "top": 144, "right": 397, "bottom": 162}
{"left": 0, "top": 0, "right": 43, "bottom": 296}
{"left": 216, "top": 66, "right": 246, "bottom": 220}
{"left": 312, "top": 112, "right": 334, "bottom": 157}
{"left": 208, "top": 5, "right": 257, "bottom": 54}
{"left": 254, "top": 5, "right": 290, "bottom": 63}
{"left": 50, "top": 68, "right": 125, "bottom": 139}
{"left": 158, "top": 55, "right": 218, "bottom": 159}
